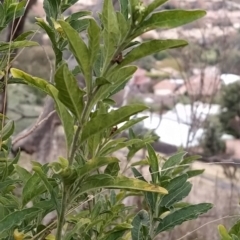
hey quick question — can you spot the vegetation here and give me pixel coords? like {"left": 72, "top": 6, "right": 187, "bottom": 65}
{"left": 219, "top": 82, "right": 240, "bottom": 138}
{"left": 0, "top": 0, "right": 220, "bottom": 239}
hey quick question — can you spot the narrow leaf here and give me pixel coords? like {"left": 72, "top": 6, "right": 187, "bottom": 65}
{"left": 0, "top": 41, "right": 38, "bottom": 52}
{"left": 10, "top": 68, "right": 51, "bottom": 93}
{"left": 80, "top": 104, "right": 148, "bottom": 143}
{"left": 118, "top": 40, "right": 187, "bottom": 67}
{"left": 0, "top": 208, "right": 42, "bottom": 234}
{"left": 14, "top": 165, "right": 31, "bottom": 184}
{"left": 77, "top": 157, "right": 120, "bottom": 178}
{"left": 88, "top": 19, "right": 100, "bottom": 66}
{"left": 33, "top": 166, "right": 60, "bottom": 214}
{"left": 143, "top": 0, "right": 168, "bottom": 17}
{"left": 162, "top": 152, "right": 187, "bottom": 176}
{"left": 36, "top": 18, "right": 62, "bottom": 64}
{"left": 229, "top": 220, "right": 240, "bottom": 236}
{"left": 58, "top": 20, "right": 91, "bottom": 92}
{"left": 55, "top": 63, "right": 84, "bottom": 120}
{"left": 218, "top": 225, "right": 232, "bottom": 240}
{"left": 112, "top": 116, "right": 148, "bottom": 136}
{"left": 155, "top": 203, "right": 213, "bottom": 235}
{"left": 22, "top": 173, "right": 46, "bottom": 207}
{"left": 79, "top": 174, "right": 168, "bottom": 195}
{"left": 104, "top": 162, "right": 120, "bottom": 176}
{"left": 131, "top": 210, "right": 149, "bottom": 240}
{"left": 47, "top": 85, "right": 74, "bottom": 153}
{"left": 119, "top": 0, "right": 129, "bottom": 20}
{"left": 101, "top": 0, "right": 120, "bottom": 73}
{"left": 186, "top": 169, "right": 205, "bottom": 178}
{"left": 132, "top": 10, "right": 206, "bottom": 39}
{"left": 0, "top": 120, "right": 14, "bottom": 141}
{"left": 160, "top": 182, "right": 192, "bottom": 208}
{"left": 146, "top": 143, "right": 159, "bottom": 184}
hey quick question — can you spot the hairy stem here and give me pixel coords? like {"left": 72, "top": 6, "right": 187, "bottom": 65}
{"left": 56, "top": 185, "right": 68, "bottom": 240}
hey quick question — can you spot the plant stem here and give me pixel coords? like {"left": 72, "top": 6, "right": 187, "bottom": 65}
{"left": 69, "top": 126, "right": 81, "bottom": 165}
{"left": 56, "top": 184, "right": 68, "bottom": 240}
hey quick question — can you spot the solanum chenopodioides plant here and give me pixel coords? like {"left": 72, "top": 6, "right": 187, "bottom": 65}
{"left": 4, "top": 0, "right": 212, "bottom": 239}
{"left": 0, "top": 0, "right": 39, "bottom": 85}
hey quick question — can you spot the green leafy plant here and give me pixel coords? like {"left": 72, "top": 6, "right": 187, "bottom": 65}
{"left": 219, "top": 82, "right": 240, "bottom": 138}
{"left": 218, "top": 222, "right": 240, "bottom": 240}
{"left": 0, "top": 0, "right": 213, "bottom": 239}
{"left": 0, "top": 0, "right": 38, "bottom": 84}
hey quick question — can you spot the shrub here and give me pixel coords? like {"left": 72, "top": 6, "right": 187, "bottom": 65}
{"left": 0, "top": 0, "right": 212, "bottom": 239}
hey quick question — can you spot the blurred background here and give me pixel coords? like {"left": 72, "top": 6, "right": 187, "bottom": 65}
{"left": 3, "top": 0, "right": 240, "bottom": 239}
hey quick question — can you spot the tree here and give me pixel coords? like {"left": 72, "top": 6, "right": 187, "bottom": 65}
{"left": 219, "top": 82, "right": 240, "bottom": 138}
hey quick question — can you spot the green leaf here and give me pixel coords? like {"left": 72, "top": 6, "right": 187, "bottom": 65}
{"left": 14, "top": 30, "right": 35, "bottom": 41}
{"left": 143, "top": 0, "right": 168, "bottom": 18}
{"left": 36, "top": 18, "right": 62, "bottom": 65}
{"left": 55, "top": 63, "right": 85, "bottom": 120}
{"left": 69, "top": 19, "right": 89, "bottom": 33}
{"left": 229, "top": 220, "right": 240, "bottom": 236}
{"left": 43, "top": 0, "right": 60, "bottom": 23}
{"left": 47, "top": 85, "right": 74, "bottom": 153}
{"left": 0, "top": 120, "right": 14, "bottom": 141}
{"left": 77, "top": 157, "right": 120, "bottom": 178}
{"left": 10, "top": 69, "right": 74, "bottom": 151}
{"left": 160, "top": 182, "right": 192, "bottom": 208}
{"left": 119, "top": 0, "right": 129, "bottom": 20}
{"left": 0, "top": 208, "right": 42, "bottom": 234}
{"left": 22, "top": 173, "right": 46, "bottom": 207}
{"left": 0, "top": 180, "right": 20, "bottom": 192}
{"left": 14, "top": 165, "right": 32, "bottom": 184}
{"left": 116, "top": 12, "right": 129, "bottom": 42}
{"left": 80, "top": 104, "right": 148, "bottom": 143}
{"left": 218, "top": 225, "right": 232, "bottom": 240}
{"left": 131, "top": 210, "right": 149, "bottom": 240}
{"left": 132, "top": 10, "right": 206, "bottom": 39}
{"left": 34, "top": 199, "right": 55, "bottom": 216}
{"left": 132, "top": 167, "right": 146, "bottom": 182}
{"left": 172, "top": 154, "right": 201, "bottom": 175}
{"left": 0, "top": 41, "right": 38, "bottom": 52}
{"left": 90, "top": 66, "right": 137, "bottom": 109}
{"left": 104, "top": 162, "right": 120, "bottom": 176}
{"left": 5, "top": 1, "right": 26, "bottom": 24}
{"left": 58, "top": 20, "right": 91, "bottom": 93}
{"left": 66, "top": 11, "right": 91, "bottom": 22}
{"left": 4, "top": 152, "right": 20, "bottom": 177}
{"left": 146, "top": 143, "right": 159, "bottom": 184}
{"left": 61, "top": 0, "right": 79, "bottom": 12}
{"left": 162, "top": 152, "right": 187, "bottom": 176}
{"left": 162, "top": 174, "right": 188, "bottom": 192}
{"left": 104, "top": 230, "right": 127, "bottom": 240}
{"left": 186, "top": 169, "right": 205, "bottom": 178}
{"left": 103, "top": 223, "right": 132, "bottom": 240}
{"left": 101, "top": 0, "right": 120, "bottom": 73}
{"left": 118, "top": 39, "right": 187, "bottom": 67}
{"left": 100, "top": 139, "right": 143, "bottom": 156}
{"left": 131, "top": 159, "right": 149, "bottom": 167}
{"left": 10, "top": 68, "right": 51, "bottom": 93}
{"left": 112, "top": 116, "right": 148, "bottom": 137}
{"left": 88, "top": 19, "right": 100, "bottom": 66}
{"left": 0, "top": 3, "right": 5, "bottom": 28}
{"left": 33, "top": 166, "right": 60, "bottom": 214}
{"left": 79, "top": 174, "right": 168, "bottom": 195}
{"left": 155, "top": 203, "right": 213, "bottom": 235}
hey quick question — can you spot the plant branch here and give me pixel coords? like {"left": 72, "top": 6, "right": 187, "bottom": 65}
{"left": 56, "top": 184, "right": 69, "bottom": 240}
{"left": 12, "top": 110, "right": 56, "bottom": 145}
